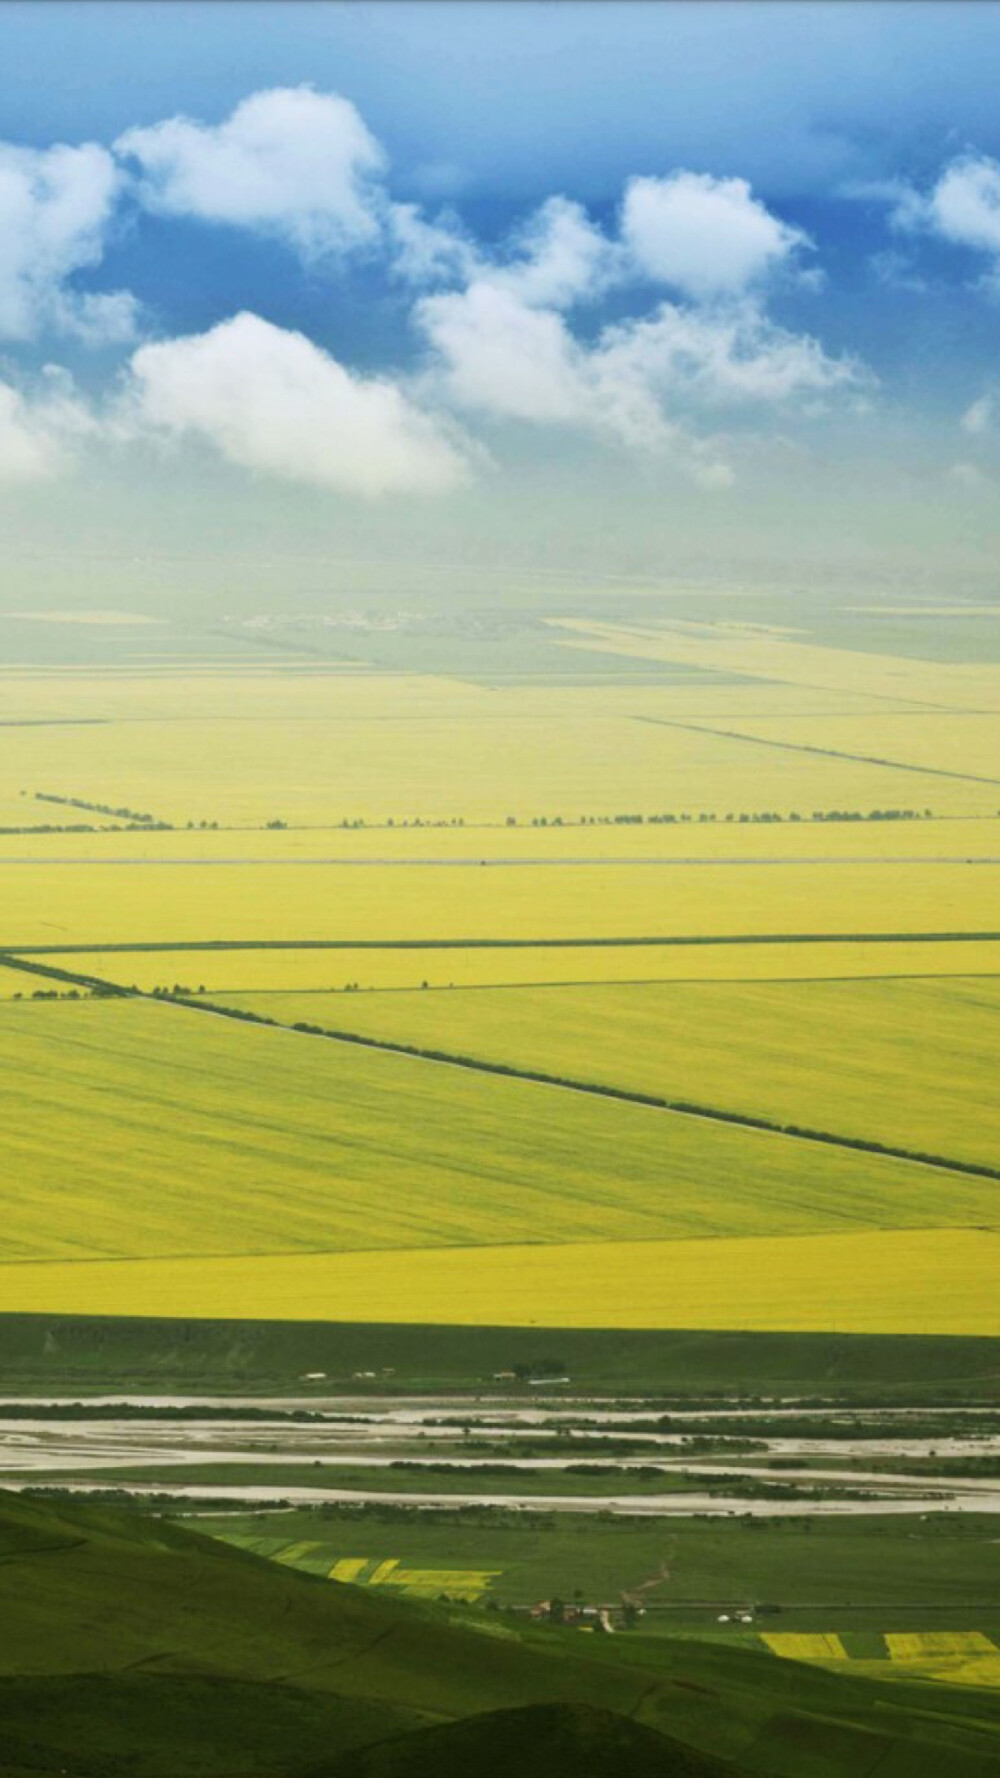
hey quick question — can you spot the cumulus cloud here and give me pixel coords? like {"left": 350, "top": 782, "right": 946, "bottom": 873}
{"left": 925, "top": 156, "right": 1000, "bottom": 259}
{"left": 621, "top": 172, "right": 809, "bottom": 298}
{"left": 491, "top": 197, "right": 620, "bottom": 308}
{"left": 418, "top": 280, "right": 863, "bottom": 451}
{"left": 0, "top": 367, "right": 96, "bottom": 481}
{"left": 123, "top": 311, "right": 472, "bottom": 495}
{"left": 862, "top": 155, "right": 1000, "bottom": 290}
{"left": 117, "top": 87, "right": 386, "bottom": 260}
{"left": 389, "top": 203, "right": 478, "bottom": 287}
{"left": 0, "top": 141, "right": 135, "bottom": 342}
{"left": 417, "top": 283, "right": 589, "bottom": 424}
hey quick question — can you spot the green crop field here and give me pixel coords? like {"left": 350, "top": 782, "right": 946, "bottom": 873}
{"left": 221, "top": 976, "right": 1000, "bottom": 1171}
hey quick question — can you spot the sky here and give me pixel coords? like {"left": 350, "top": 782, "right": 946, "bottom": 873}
{"left": 3, "top": 0, "right": 1000, "bottom": 608}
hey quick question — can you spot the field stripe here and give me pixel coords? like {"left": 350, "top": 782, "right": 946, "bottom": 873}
{"left": 10, "top": 931, "right": 1000, "bottom": 953}
{"left": 0, "top": 1227, "right": 995, "bottom": 1332}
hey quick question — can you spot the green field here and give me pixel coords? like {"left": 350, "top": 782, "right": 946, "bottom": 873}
{"left": 208, "top": 1506, "right": 1000, "bottom": 1628}
{"left": 3, "top": 1490, "right": 1000, "bottom": 1778}
{"left": 222, "top": 976, "right": 1000, "bottom": 1170}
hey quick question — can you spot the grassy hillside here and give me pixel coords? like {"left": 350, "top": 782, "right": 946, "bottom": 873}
{"left": 323, "top": 1702, "right": 737, "bottom": 1778}
{"left": 2, "top": 1313, "right": 999, "bottom": 1396}
{"left": 2, "top": 1492, "right": 1000, "bottom": 1778}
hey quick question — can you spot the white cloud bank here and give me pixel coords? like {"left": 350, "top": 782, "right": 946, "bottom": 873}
{"left": 124, "top": 311, "right": 472, "bottom": 495}
{"left": 416, "top": 281, "right": 864, "bottom": 478}
{"left": 0, "top": 141, "right": 137, "bottom": 343}
{"left": 0, "top": 85, "right": 868, "bottom": 495}
{"left": 116, "top": 87, "right": 385, "bottom": 260}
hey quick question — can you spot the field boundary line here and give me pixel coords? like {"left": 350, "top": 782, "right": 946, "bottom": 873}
{"left": 632, "top": 713, "right": 1000, "bottom": 789}
{"left": 5, "top": 948, "right": 999, "bottom": 1191}
{"left": 8, "top": 931, "right": 1000, "bottom": 954}
{"left": 168, "top": 992, "right": 1000, "bottom": 1189}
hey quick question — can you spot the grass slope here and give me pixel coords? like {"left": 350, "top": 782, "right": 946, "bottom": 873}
{"left": 3, "top": 1314, "right": 999, "bottom": 1396}
{"left": 322, "top": 1702, "right": 737, "bottom": 1778}
{"left": 2, "top": 1493, "right": 1000, "bottom": 1778}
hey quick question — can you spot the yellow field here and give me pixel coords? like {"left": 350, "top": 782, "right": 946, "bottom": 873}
{"left": 0, "top": 964, "right": 42, "bottom": 997}
{"left": 231, "top": 977, "right": 1000, "bottom": 1169}
{"left": 2, "top": 858, "right": 996, "bottom": 949}
{"left": 553, "top": 617, "right": 1000, "bottom": 711}
{"left": 1, "top": 1227, "right": 995, "bottom": 1332}
{"left": 886, "top": 1634, "right": 998, "bottom": 1659}
{"left": 3, "top": 646, "right": 999, "bottom": 1341}
{"left": 762, "top": 1634, "right": 848, "bottom": 1661}
{"left": 3, "top": 661, "right": 999, "bottom": 827}
{"left": 3, "top": 999, "right": 987, "bottom": 1268}
{"left": 42, "top": 938, "right": 1000, "bottom": 994}
{"left": 2, "top": 810, "right": 995, "bottom": 861}
{"left": 761, "top": 1629, "right": 1000, "bottom": 1690}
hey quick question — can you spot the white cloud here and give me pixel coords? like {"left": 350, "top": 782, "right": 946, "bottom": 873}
{"left": 389, "top": 203, "right": 478, "bottom": 287}
{"left": 124, "top": 311, "right": 471, "bottom": 496}
{"left": 492, "top": 197, "right": 620, "bottom": 309}
{"left": 0, "top": 141, "right": 134, "bottom": 342}
{"left": 418, "top": 281, "right": 863, "bottom": 452}
{"left": 864, "top": 155, "right": 1000, "bottom": 289}
{"left": 596, "top": 300, "right": 864, "bottom": 417}
{"left": 417, "top": 283, "right": 589, "bottom": 423}
{"left": 621, "top": 172, "right": 809, "bottom": 298}
{"left": 391, "top": 194, "right": 618, "bottom": 308}
{"left": 926, "top": 156, "right": 1000, "bottom": 258}
{"left": 0, "top": 367, "right": 95, "bottom": 481}
{"left": 962, "top": 393, "right": 994, "bottom": 435}
{"left": 116, "top": 87, "right": 386, "bottom": 260}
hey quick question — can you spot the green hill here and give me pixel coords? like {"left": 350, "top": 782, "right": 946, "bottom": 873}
{"left": 1, "top": 1493, "right": 1000, "bottom": 1778}
{"left": 322, "top": 1701, "right": 735, "bottom": 1778}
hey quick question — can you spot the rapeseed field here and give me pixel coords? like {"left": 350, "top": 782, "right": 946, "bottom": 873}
{"left": 3, "top": 858, "right": 996, "bottom": 948}
{"left": 2, "top": 999, "right": 988, "bottom": 1267}
{"left": 47, "top": 936, "right": 1000, "bottom": 993}
{"left": 2, "top": 1227, "right": 995, "bottom": 1332}
{"left": 238, "top": 976, "right": 1000, "bottom": 1169}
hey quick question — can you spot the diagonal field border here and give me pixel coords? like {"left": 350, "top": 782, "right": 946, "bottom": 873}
{"left": 633, "top": 714, "right": 1000, "bottom": 788}
{"left": 5, "top": 950, "right": 1000, "bottom": 1188}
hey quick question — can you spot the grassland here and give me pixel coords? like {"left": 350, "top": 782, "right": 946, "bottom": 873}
{"left": 225, "top": 1507, "right": 1000, "bottom": 1609}
{"left": 4, "top": 1315, "right": 997, "bottom": 1396}
{"left": 6, "top": 1491, "right": 1000, "bottom": 1778}
{"left": 225, "top": 976, "right": 1000, "bottom": 1170}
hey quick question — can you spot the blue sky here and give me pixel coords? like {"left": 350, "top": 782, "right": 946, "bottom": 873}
{"left": 2, "top": 1, "right": 1000, "bottom": 602}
